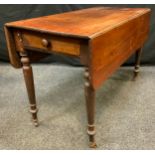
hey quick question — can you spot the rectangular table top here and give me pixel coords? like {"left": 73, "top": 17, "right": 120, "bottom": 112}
{"left": 5, "top": 7, "right": 150, "bottom": 39}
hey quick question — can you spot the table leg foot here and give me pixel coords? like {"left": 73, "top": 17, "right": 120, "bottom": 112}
{"left": 84, "top": 68, "right": 97, "bottom": 148}
{"left": 133, "top": 48, "right": 142, "bottom": 81}
{"left": 33, "top": 119, "right": 39, "bottom": 127}
{"left": 89, "top": 141, "right": 97, "bottom": 148}
{"left": 133, "top": 67, "right": 139, "bottom": 81}
{"left": 20, "top": 51, "right": 39, "bottom": 127}
{"left": 30, "top": 109, "right": 39, "bottom": 127}
{"left": 87, "top": 128, "right": 97, "bottom": 148}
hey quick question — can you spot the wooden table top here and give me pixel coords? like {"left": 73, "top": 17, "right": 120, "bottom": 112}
{"left": 6, "top": 7, "right": 150, "bottom": 39}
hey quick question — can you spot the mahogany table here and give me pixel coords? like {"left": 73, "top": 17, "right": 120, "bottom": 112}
{"left": 4, "top": 7, "right": 151, "bottom": 148}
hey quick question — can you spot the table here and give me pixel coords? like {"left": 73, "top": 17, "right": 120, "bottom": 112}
{"left": 4, "top": 7, "right": 151, "bottom": 148}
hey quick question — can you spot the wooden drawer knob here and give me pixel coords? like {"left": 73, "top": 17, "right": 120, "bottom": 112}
{"left": 42, "top": 38, "right": 49, "bottom": 47}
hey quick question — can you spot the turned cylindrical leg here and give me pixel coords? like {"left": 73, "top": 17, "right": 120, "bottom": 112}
{"left": 133, "top": 48, "right": 143, "bottom": 80}
{"left": 84, "top": 68, "right": 97, "bottom": 148}
{"left": 20, "top": 51, "right": 39, "bottom": 127}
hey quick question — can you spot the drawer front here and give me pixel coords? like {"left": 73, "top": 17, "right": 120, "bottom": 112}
{"left": 13, "top": 30, "right": 81, "bottom": 56}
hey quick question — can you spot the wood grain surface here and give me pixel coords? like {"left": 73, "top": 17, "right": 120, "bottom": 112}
{"left": 90, "top": 12, "right": 150, "bottom": 89}
{"left": 5, "top": 7, "right": 150, "bottom": 38}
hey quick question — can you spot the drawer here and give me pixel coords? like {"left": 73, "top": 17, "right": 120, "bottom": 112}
{"left": 13, "top": 30, "right": 81, "bottom": 56}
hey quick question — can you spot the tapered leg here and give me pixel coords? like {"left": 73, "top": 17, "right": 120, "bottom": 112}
{"left": 133, "top": 48, "right": 143, "bottom": 81}
{"left": 84, "top": 68, "right": 97, "bottom": 148}
{"left": 20, "top": 51, "right": 39, "bottom": 127}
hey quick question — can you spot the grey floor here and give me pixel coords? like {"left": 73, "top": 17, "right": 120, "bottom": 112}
{"left": 0, "top": 63, "right": 155, "bottom": 149}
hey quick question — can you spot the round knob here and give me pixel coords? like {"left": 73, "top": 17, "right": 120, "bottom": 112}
{"left": 42, "top": 38, "right": 49, "bottom": 47}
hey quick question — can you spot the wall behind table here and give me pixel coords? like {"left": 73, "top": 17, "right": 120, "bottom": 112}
{"left": 0, "top": 4, "right": 155, "bottom": 66}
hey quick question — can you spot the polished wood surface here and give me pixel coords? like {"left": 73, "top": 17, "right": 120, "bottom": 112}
{"left": 20, "top": 51, "right": 38, "bottom": 127}
{"left": 5, "top": 7, "right": 150, "bottom": 38}
{"left": 90, "top": 12, "right": 150, "bottom": 89}
{"left": 84, "top": 68, "right": 96, "bottom": 148}
{"left": 4, "top": 26, "right": 22, "bottom": 68}
{"left": 4, "top": 7, "right": 151, "bottom": 148}
{"left": 13, "top": 30, "right": 82, "bottom": 56}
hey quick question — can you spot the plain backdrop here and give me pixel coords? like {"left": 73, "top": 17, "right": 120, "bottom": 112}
{"left": 0, "top": 4, "right": 155, "bottom": 66}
